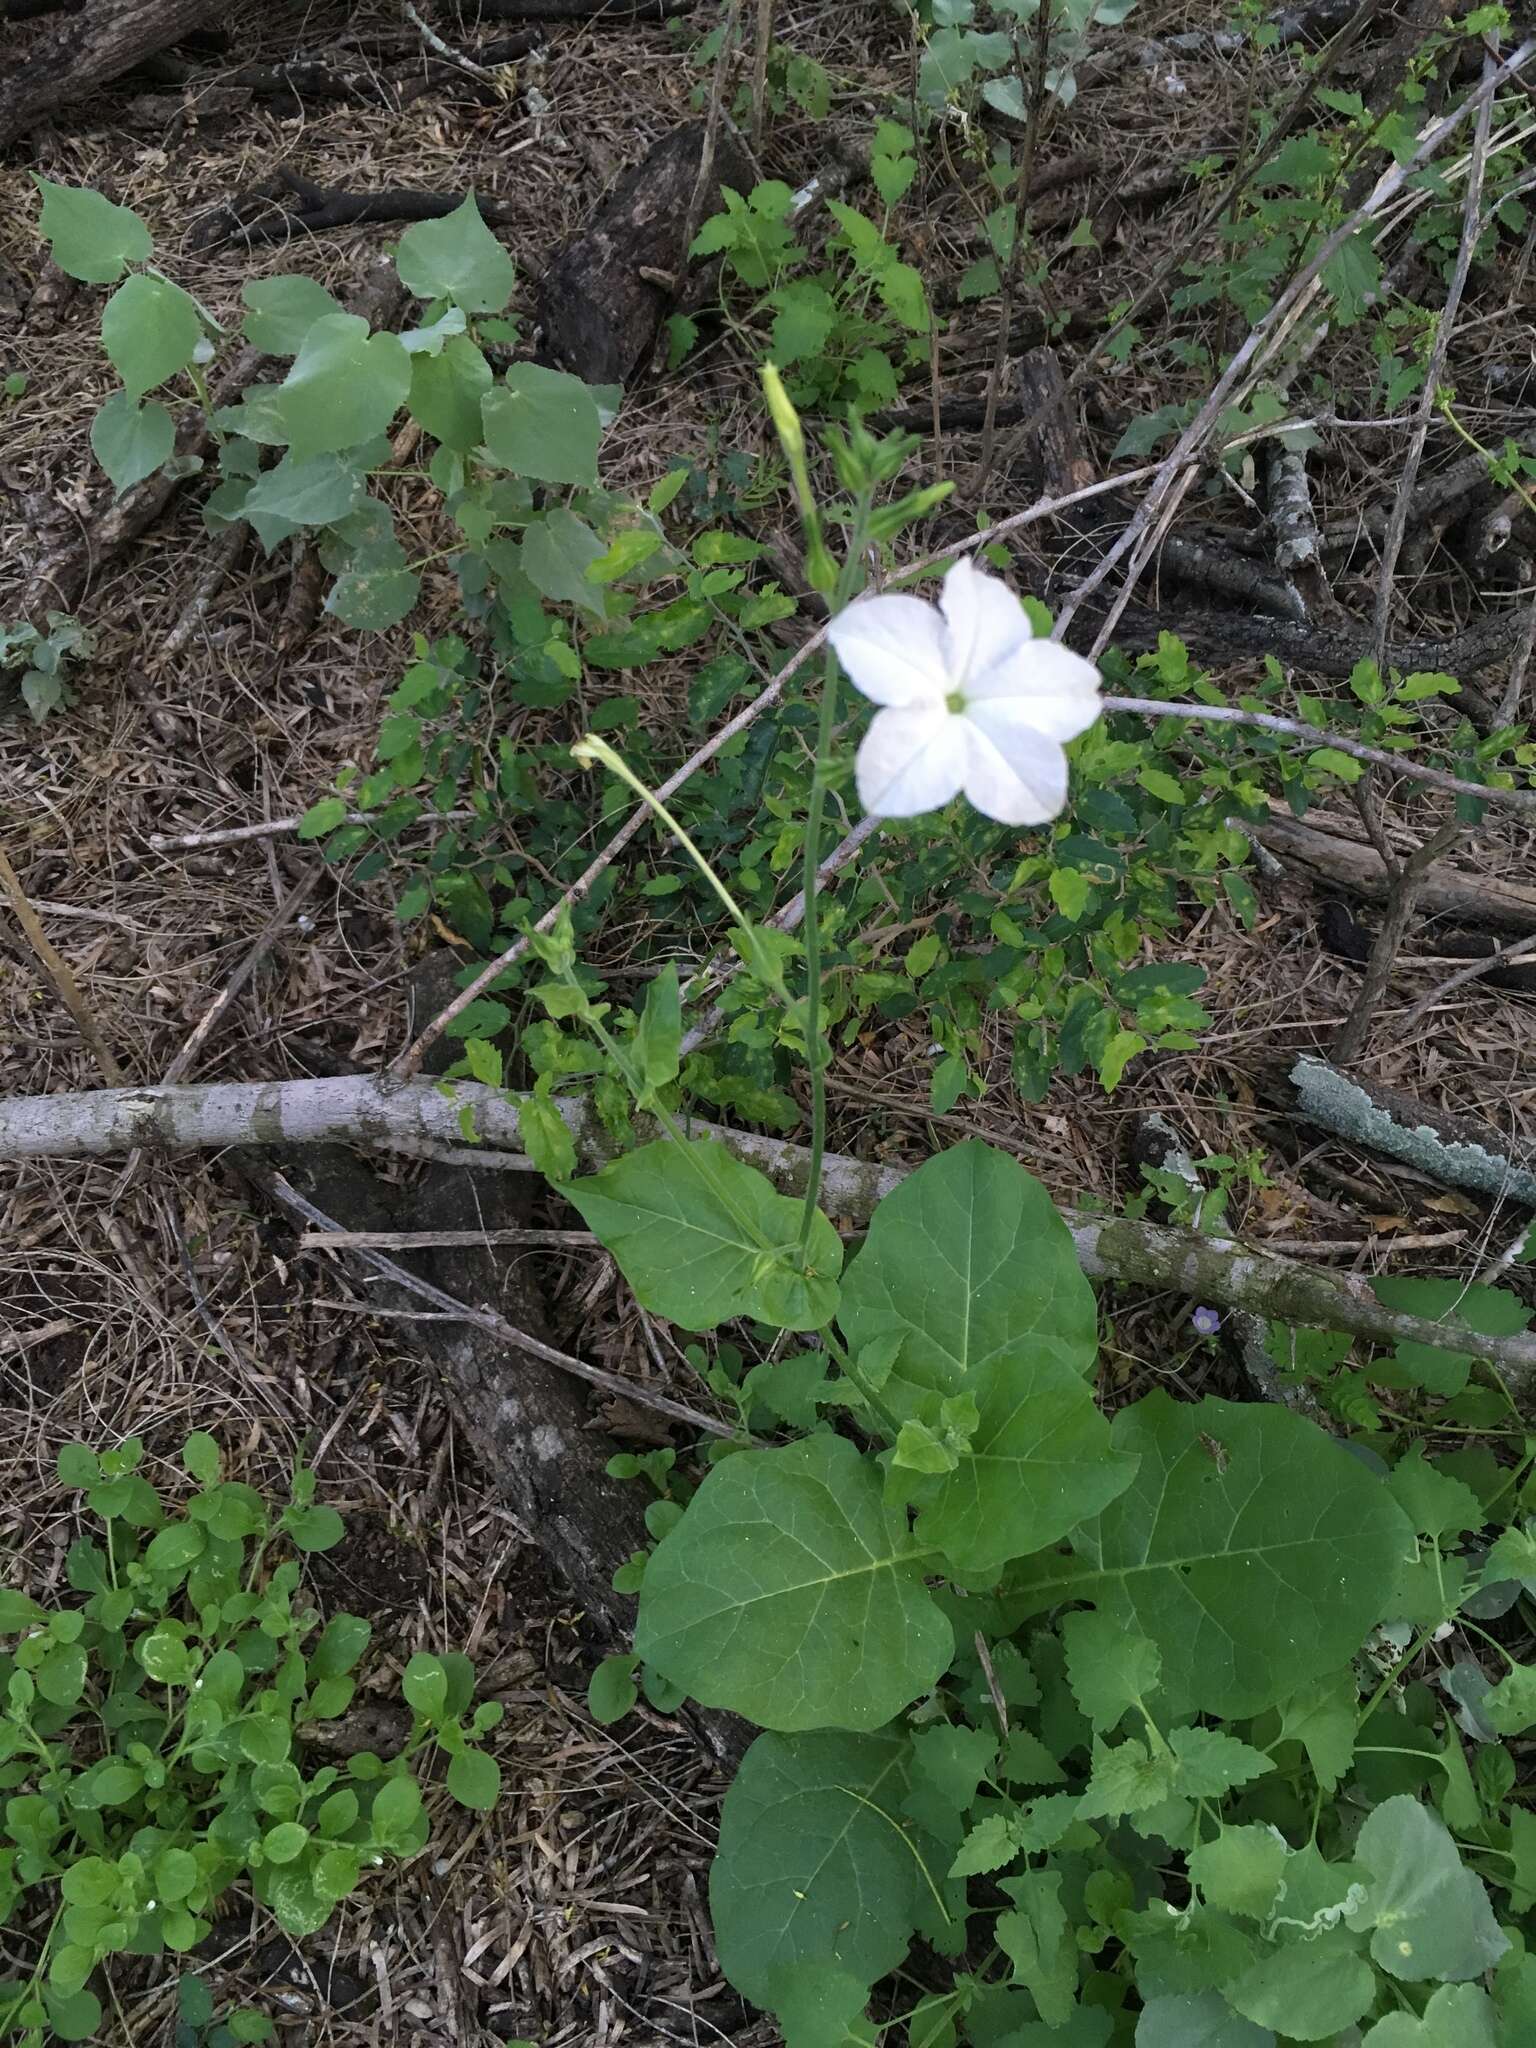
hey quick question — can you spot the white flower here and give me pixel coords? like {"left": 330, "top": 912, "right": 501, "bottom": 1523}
{"left": 827, "top": 556, "right": 1103, "bottom": 825}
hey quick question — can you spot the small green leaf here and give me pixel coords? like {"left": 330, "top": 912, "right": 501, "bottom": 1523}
{"left": 101, "top": 272, "right": 204, "bottom": 398}
{"left": 57, "top": 1443, "right": 99, "bottom": 1489}
{"left": 561, "top": 1138, "right": 842, "bottom": 1333}
{"left": 402, "top": 1652, "right": 448, "bottom": 1720}
{"left": 588, "top": 1653, "right": 640, "bottom": 1725}
{"left": 395, "top": 195, "right": 515, "bottom": 314}
{"left": 1308, "top": 746, "right": 1363, "bottom": 783}
{"left": 408, "top": 335, "right": 493, "bottom": 451}
{"left": 182, "top": 1431, "right": 220, "bottom": 1483}
{"left": 447, "top": 1746, "right": 502, "bottom": 1810}
{"left": 34, "top": 178, "right": 151, "bottom": 282}
{"left": 42, "top": 1988, "right": 102, "bottom": 2044}
{"left": 262, "top": 1822, "right": 309, "bottom": 1865}
{"left": 91, "top": 392, "right": 174, "bottom": 494}
{"left": 283, "top": 1504, "right": 345, "bottom": 1552}
{"left": 370, "top": 1771, "right": 424, "bottom": 1848}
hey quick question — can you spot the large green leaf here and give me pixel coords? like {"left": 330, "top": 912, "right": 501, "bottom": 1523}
{"left": 1360, "top": 1985, "right": 1499, "bottom": 2047}
{"left": 838, "top": 1144, "right": 1099, "bottom": 1417}
{"left": 395, "top": 195, "right": 515, "bottom": 313}
{"left": 483, "top": 362, "right": 601, "bottom": 485}
{"left": 241, "top": 454, "right": 364, "bottom": 550}
{"left": 90, "top": 393, "right": 174, "bottom": 494}
{"left": 241, "top": 274, "right": 345, "bottom": 355}
{"left": 1226, "top": 1935, "right": 1374, "bottom": 2040}
{"left": 1010, "top": 1394, "right": 1412, "bottom": 1718}
{"left": 269, "top": 314, "right": 411, "bottom": 457}
{"left": 560, "top": 1137, "right": 842, "bottom": 1332}
{"left": 1347, "top": 1796, "right": 1508, "bottom": 1982}
{"left": 710, "top": 1728, "right": 928, "bottom": 2006}
{"left": 913, "top": 1352, "right": 1136, "bottom": 1575}
{"left": 408, "top": 336, "right": 492, "bottom": 452}
{"left": 34, "top": 178, "right": 151, "bottom": 283}
{"left": 520, "top": 506, "right": 609, "bottom": 615}
{"left": 634, "top": 1434, "right": 953, "bottom": 1730}
{"left": 101, "top": 274, "right": 203, "bottom": 399}
{"left": 1135, "top": 1991, "right": 1273, "bottom": 2047}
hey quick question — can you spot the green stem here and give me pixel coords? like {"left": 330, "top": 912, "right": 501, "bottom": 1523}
{"left": 571, "top": 733, "right": 752, "bottom": 930}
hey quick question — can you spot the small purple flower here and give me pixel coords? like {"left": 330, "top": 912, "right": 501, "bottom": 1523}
{"left": 1191, "top": 1306, "right": 1222, "bottom": 1338}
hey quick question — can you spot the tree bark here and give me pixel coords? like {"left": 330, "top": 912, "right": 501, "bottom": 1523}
{"left": 0, "top": 0, "right": 210, "bottom": 148}
{"left": 8, "top": 1074, "right": 1536, "bottom": 1389}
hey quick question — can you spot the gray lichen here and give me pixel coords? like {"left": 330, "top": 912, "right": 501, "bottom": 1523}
{"left": 1291, "top": 1055, "right": 1536, "bottom": 1208}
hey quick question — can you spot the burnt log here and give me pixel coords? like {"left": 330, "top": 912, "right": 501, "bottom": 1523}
{"left": 536, "top": 120, "right": 753, "bottom": 386}
{"left": 0, "top": 0, "right": 211, "bottom": 148}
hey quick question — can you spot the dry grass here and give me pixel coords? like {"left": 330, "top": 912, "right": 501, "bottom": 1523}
{"left": 2, "top": 0, "right": 1535, "bottom": 2039}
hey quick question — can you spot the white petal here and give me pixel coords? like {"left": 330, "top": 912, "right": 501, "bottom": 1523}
{"left": 958, "top": 708, "right": 1069, "bottom": 825}
{"left": 965, "top": 638, "right": 1103, "bottom": 741}
{"left": 856, "top": 704, "right": 966, "bottom": 817}
{"left": 828, "top": 593, "right": 949, "bottom": 708}
{"left": 940, "top": 556, "right": 1032, "bottom": 688}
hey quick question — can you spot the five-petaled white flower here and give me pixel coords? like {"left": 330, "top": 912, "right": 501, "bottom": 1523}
{"left": 827, "top": 556, "right": 1103, "bottom": 825}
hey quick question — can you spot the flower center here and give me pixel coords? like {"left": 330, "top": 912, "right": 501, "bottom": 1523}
{"left": 945, "top": 690, "right": 968, "bottom": 715}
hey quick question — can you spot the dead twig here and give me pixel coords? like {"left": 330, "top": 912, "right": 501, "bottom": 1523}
{"left": 160, "top": 867, "right": 323, "bottom": 1087}
{"left": 0, "top": 846, "right": 124, "bottom": 1085}
{"left": 1400, "top": 938, "right": 1536, "bottom": 1033}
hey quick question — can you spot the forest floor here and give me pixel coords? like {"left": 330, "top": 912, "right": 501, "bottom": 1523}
{"left": 1, "top": 1, "right": 1534, "bottom": 2042}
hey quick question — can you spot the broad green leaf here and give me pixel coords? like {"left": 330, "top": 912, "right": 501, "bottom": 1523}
{"left": 1276, "top": 1669, "right": 1357, "bottom": 1792}
{"left": 269, "top": 314, "right": 411, "bottom": 457}
{"left": 587, "top": 1653, "right": 639, "bottom": 1725}
{"left": 560, "top": 1138, "right": 842, "bottom": 1332}
{"left": 1360, "top": 1984, "right": 1499, "bottom": 2046}
{"left": 710, "top": 1728, "right": 929, "bottom": 2005}
{"left": 912, "top": 1351, "right": 1136, "bottom": 1574}
{"left": 241, "top": 453, "right": 364, "bottom": 550}
{"left": 408, "top": 335, "right": 492, "bottom": 451}
{"left": 1135, "top": 1991, "right": 1273, "bottom": 2047}
{"left": 241, "top": 274, "right": 344, "bottom": 353}
{"left": 634, "top": 1434, "right": 953, "bottom": 1730}
{"left": 42, "top": 1988, "right": 102, "bottom": 2044}
{"left": 402, "top": 1652, "right": 448, "bottom": 1719}
{"left": 325, "top": 542, "right": 420, "bottom": 631}
{"left": 839, "top": 1144, "right": 1098, "bottom": 1418}
{"left": 1166, "top": 1725, "right": 1273, "bottom": 1797}
{"left": 102, "top": 273, "right": 203, "bottom": 398}
{"left": 483, "top": 363, "right": 601, "bottom": 486}
{"left": 395, "top": 195, "right": 515, "bottom": 313}
{"left": 34, "top": 178, "right": 151, "bottom": 282}
{"left": 1187, "top": 1825, "right": 1287, "bottom": 1921}
{"left": 1227, "top": 1935, "right": 1375, "bottom": 2041}
{"left": 91, "top": 392, "right": 174, "bottom": 494}
{"left": 1011, "top": 1393, "right": 1412, "bottom": 1718}
{"left": 520, "top": 507, "right": 609, "bottom": 615}
{"left": 773, "top": 1964, "right": 876, "bottom": 2048}
{"left": 1347, "top": 1795, "right": 1508, "bottom": 1981}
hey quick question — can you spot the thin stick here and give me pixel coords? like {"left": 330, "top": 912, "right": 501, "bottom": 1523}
{"left": 146, "top": 809, "right": 472, "bottom": 854}
{"left": 0, "top": 846, "right": 124, "bottom": 1085}
{"left": 1372, "top": 53, "right": 1496, "bottom": 668}
{"left": 683, "top": 0, "right": 739, "bottom": 259}
{"left": 1057, "top": 39, "right": 1536, "bottom": 642}
{"left": 161, "top": 867, "right": 322, "bottom": 1086}
{"left": 1401, "top": 939, "right": 1536, "bottom": 1033}
{"left": 1098, "top": 696, "right": 1535, "bottom": 813}
{"left": 749, "top": 0, "right": 772, "bottom": 151}
{"left": 261, "top": 1170, "right": 737, "bottom": 1440}
{"left": 298, "top": 1227, "right": 599, "bottom": 1251}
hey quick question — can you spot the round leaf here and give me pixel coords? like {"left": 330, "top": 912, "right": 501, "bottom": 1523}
{"left": 634, "top": 1433, "right": 953, "bottom": 1731}
{"left": 588, "top": 1653, "right": 639, "bottom": 1726}
{"left": 270, "top": 314, "right": 411, "bottom": 458}
{"left": 101, "top": 273, "right": 203, "bottom": 399}
{"left": 262, "top": 1822, "right": 309, "bottom": 1865}
{"left": 395, "top": 195, "right": 516, "bottom": 314}
{"left": 241, "top": 273, "right": 345, "bottom": 355}
{"left": 182, "top": 1432, "right": 221, "bottom": 1483}
{"left": 1348, "top": 1795, "right": 1509, "bottom": 1982}
{"left": 446, "top": 1746, "right": 501, "bottom": 1811}
{"left": 42, "top": 1987, "right": 102, "bottom": 2044}
{"left": 482, "top": 363, "right": 601, "bottom": 486}
{"left": 34, "top": 178, "right": 151, "bottom": 283}
{"left": 1135, "top": 1991, "right": 1274, "bottom": 2047}
{"left": 401, "top": 1652, "right": 448, "bottom": 1720}
{"left": 91, "top": 393, "right": 174, "bottom": 495}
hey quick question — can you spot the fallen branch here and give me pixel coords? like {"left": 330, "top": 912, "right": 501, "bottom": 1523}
{"left": 1289, "top": 1054, "right": 1536, "bottom": 1209}
{"left": 191, "top": 173, "right": 522, "bottom": 253}
{"left": 9, "top": 1075, "right": 1536, "bottom": 1385}
{"left": 1241, "top": 811, "right": 1536, "bottom": 933}
{"left": 0, "top": 0, "right": 208, "bottom": 147}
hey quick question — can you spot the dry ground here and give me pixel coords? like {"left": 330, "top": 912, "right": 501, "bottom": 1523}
{"left": 2, "top": 2, "right": 1534, "bottom": 2041}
